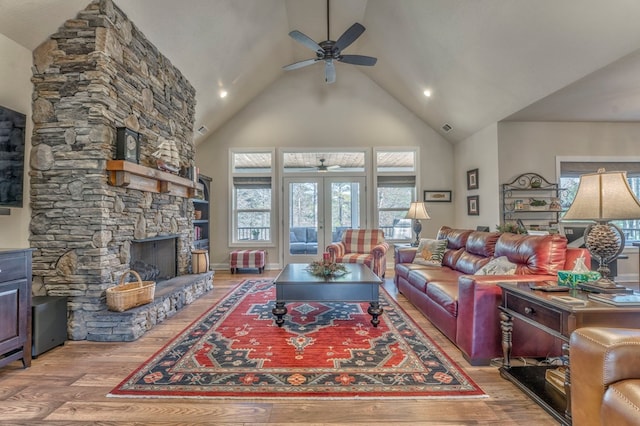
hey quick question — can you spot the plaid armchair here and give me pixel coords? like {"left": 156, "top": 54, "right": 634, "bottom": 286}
{"left": 326, "top": 229, "right": 389, "bottom": 277}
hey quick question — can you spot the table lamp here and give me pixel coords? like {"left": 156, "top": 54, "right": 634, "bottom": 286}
{"left": 562, "top": 169, "right": 640, "bottom": 292}
{"left": 405, "top": 202, "right": 430, "bottom": 246}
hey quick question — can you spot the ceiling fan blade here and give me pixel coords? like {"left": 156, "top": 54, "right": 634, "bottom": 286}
{"left": 289, "top": 30, "right": 323, "bottom": 54}
{"left": 325, "top": 60, "right": 336, "bottom": 84}
{"left": 334, "top": 23, "right": 365, "bottom": 52}
{"left": 327, "top": 165, "right": 340, "bottom": 170}
{"left": 338, "top": 55, "right": 377, "bottom": 66}
{"left": 283, "top": 58, "right": 319, "bottom": 71}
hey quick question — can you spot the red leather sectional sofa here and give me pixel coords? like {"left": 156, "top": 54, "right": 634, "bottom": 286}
{"left": 394, "top": 226, "right": 589, "bottom": 365}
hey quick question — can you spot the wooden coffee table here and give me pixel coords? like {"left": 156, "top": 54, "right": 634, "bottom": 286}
{"left": 272, "top": 263, "right": 383, "bottom": 327}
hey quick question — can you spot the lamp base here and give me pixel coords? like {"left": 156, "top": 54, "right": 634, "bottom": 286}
{"left": 578, "top": 279, "right": 633, "bottom": 294}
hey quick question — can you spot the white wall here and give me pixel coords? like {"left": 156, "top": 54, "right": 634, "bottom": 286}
{"left": 0, "top": 34, "right": 32, "bottom": 248}
{"left": 497, "top": 121, "right": 640, "bottom": 284}
{"left": 454, "top": 123, "right": 500, "bottom": 230}
{"left": 196, "top": 66, "right": 454, "bottom": 268}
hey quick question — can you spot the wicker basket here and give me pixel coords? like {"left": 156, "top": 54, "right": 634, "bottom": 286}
{"left": 106, "top": 270, "right": 156, "bottom": 312}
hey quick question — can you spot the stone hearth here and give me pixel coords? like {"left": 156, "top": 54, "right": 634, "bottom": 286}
{"left": 28, "top": 0, "right": 211, "bottom": 341}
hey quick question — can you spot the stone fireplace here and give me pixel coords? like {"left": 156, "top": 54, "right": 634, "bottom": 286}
{"left": 28, "top": 0, "right": 213, "bottom": 341}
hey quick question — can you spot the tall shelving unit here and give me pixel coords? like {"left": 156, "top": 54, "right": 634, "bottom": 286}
{"left": 192, "top": 174, "right": 211, "bottom": 251}
{"left": 502, "top": 172, "right": 564, "bottom": 232}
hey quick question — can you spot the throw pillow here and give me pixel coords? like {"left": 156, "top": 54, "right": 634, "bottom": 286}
{"left": 412, "top": 238, "right": 448, "bottom": 266}
{"left": 475, "top": 256, "right": 517, "bottom": 275}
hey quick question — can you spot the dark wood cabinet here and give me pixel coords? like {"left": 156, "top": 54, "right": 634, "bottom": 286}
{"left": 0, "top": 248, "right": 34, "bottom": 369}
{"left": 192, "top": 174, "right": 211, "bottom": 252}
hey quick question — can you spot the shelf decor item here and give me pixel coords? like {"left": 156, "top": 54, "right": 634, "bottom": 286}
{"left": 115, "top": 127, "right": 140, "bottom": 163}
{"left": 307, "top": 252, "right": 348, "bottom": 278}
{"left": 563, "top": 168, "right": 640, "bottom": 292}
{"left": 106, "top": 270, "right": 155, "bottom": 312}
{"left": 405, "top": 201, "right": 431, "bottom": 246}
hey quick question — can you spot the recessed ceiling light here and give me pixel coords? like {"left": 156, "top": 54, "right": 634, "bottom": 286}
{"left": 219, "top": 90, "right": 228, "bottom": 99}
{"left": 423, "top": 89, "right": 432, "bottom": 97}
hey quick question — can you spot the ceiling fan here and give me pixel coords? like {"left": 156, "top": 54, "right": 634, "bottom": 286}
{"left": 314, "top": 158, "right": 340, "bottom": 172}
{"left": 283, "top": 0, "right": 377, "bottom": 84}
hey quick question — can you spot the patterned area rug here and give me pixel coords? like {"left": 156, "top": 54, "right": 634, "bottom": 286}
{"left": 109, "top": 279, "right": 486, "bottom": 399}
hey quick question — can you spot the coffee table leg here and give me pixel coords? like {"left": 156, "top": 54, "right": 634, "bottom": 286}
{"left": 368, "top": 301, "right": 383, "bottom": 327}
{"left": 272, "top": 301, "right": 287, "bottom": 327}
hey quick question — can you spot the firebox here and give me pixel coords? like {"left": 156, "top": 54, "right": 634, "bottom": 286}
{"left": 130, "top": 235, "right": 177, "bottom": 281}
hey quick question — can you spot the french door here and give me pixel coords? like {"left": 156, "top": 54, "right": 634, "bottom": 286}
{"left": 283, "top": 177, "right": 366, "bottom": 265}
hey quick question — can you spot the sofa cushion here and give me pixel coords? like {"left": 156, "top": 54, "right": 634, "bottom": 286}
{"left": 602, "top": 380, "right": 640, "bottom": 425}
{"left": 454, "top": 251, "right": 491, "bottom": 274}
{"left": 413, "top": 238, "right": 447, "bottom": 266}
{"left": 465, "top": 231, "right": 501, "bottom": 257}
{"left": 290, "top": 227, "right": 308, "bottom": 243}
{"left": 426, "top": 281, "right": 459, "bottom": 317}
{"left": 475, "top": 256, "right": 517, "bottom": 275}
{"left": 495, "top": 233, "right": 568, "bottom": 275}
{"left": 437, "top": 226, "right": 472, "bottom": 249}
{"left": 442, "top": 247, "right": 465, "bottom": 269}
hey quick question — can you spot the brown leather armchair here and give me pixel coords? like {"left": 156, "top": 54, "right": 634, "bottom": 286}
{"left": 570, "top": 327, "right": 640, "bottom": 426}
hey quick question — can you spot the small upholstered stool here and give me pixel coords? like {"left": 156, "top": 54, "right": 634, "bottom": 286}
{"left": 230, "top": 249, "right": 266, "bottom": 273}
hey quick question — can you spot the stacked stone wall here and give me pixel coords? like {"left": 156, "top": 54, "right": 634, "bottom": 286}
{"left": 29, "top": 0, "right": 199, "bottom": 340}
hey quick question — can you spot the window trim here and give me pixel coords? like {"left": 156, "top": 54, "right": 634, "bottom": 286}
{"left": 229, "top": 149, "right": 276, "bottom": 247}
{"left": 374, "top": 147, "right": 419, "bottom": 242}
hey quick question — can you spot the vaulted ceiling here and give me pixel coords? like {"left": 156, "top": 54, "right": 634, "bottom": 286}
{"left": 3, "top": 0, "right": 640, "bottom": 144}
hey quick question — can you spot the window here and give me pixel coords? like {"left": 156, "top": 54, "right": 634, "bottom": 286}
{"left": 231, "top": 151, "right": 274, "bottom": 244}
{"left": 375, "top": 149, "right": 418, "bottom": 241}
{"left": 560, "top": 160, "right": 640, "bottom": 244}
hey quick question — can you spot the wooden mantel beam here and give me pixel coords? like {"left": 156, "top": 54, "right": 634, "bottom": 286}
{"left": 106, "top": 160, "right": 202, "bottom": 198}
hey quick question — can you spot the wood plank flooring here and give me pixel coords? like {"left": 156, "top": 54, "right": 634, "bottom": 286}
{"left": 0, "top": 269, "right": 560, "bottom": 425}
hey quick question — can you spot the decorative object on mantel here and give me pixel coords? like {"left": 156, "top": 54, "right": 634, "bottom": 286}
{"left": 115, "top": 127, "right": 140, "bottom": 163}
{"left": 152, "top": 138, "right": 180, "bottom": 174}
{"left": 306, "top": 252, "right": 348, "bottom": 278}
{"left": 106, "top": 270, "right": 155, "bottom": 312}
{"left": 563, "top": 168, "right": 640, "bottom": 293}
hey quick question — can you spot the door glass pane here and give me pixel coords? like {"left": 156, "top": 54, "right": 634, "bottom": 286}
{"left": 289, "top": 182, "right": 318, "bottom": 255}
{"left": 330, "top": 181, "right": 360, "bottom": 242}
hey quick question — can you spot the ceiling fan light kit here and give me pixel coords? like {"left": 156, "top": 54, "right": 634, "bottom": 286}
{"left": 283, "top": 0, "right": 377, "bottom": 84}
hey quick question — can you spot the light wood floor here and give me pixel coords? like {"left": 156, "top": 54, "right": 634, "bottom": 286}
{"left": 0, "top": 269, "right": 559, "bottom": 425}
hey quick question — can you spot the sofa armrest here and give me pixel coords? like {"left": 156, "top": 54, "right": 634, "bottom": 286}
{"left": 371, "top": 242, "right": 390, "bottom": 258}
{"left": 395, "top": 246, "right": 417, "bottom": 263}
{"left": 326, "top": 242, "right": 346, "bottom": 259}
{"left": 570, "top": 327, "right": 640, "bottom": 425}
{"left": 456, "top": 274, "right": 557, "bottom": 365}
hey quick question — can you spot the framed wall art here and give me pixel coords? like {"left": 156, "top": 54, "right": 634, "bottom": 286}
{"left": 467, "top": 168, "right": 479, "bottom": 190}
{"left": 467, "top": 195, "right": 479, "bottom": 215}
{"left": 424, "top": 190, "right": 452, "bottom": 203}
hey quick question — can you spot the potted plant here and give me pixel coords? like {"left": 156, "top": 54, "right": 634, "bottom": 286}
{"left": 496, "top": 223, "right": 527, "bottom": 234}
{"left": 529, "top": 198, "right": 547, "bottom": 210}
{"left": 251, "top": 229, "right": 260, "bottom": 240}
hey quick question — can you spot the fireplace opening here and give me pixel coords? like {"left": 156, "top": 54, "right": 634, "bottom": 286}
{"left": 131, "top": 235, "right": 177, "bottom": 281}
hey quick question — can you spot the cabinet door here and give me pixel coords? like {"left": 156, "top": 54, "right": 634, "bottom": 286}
{"left": 0, "top": 279, "right": 28, "bottom": 353}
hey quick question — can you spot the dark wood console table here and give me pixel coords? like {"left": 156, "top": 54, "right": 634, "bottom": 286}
{"left": 498, "top": 282, "right": 640, "bottom": 425}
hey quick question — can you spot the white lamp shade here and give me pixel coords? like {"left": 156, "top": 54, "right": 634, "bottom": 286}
{"left": 405, "top": 202, "right": 431, "bottom": 220}
{"left": 563, "top": 170, "right": 640, "bottom": 222}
